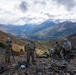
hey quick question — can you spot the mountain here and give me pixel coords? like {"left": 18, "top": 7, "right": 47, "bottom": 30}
{"left": 68, "top": 33, "right": 76, "bottom": 47}
{"left": 0, "top": 20, "right": 56, "bottom": 39}
{"left": 32, "top": 19, "right": 56, "bottom": 33}
{"left": 0, "top": 30, "right": 25, "bottom": 52}
{"left": 29, "top": 21, "right": 76, "bottom": 40}
{"left": 0, "top": 24, "right": 36, "bottom": 38}
{"left": 0, "top": 20, "right": 76, "bottom": 41}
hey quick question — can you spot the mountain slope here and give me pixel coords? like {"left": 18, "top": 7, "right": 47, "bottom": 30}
{"left": 68, "top": 33, "right": 76, "bottom": 47}
{"left": 32, "top": 19, "right": 56, "bottom": 33}
{"left": 29, "top": 21, "right": 76, "bottom": 40}
{"left": 0, "top": 24, "right": 36, "bottom": 37}
{"left": 0, "top": 30, "right": 25, "bottom": 52}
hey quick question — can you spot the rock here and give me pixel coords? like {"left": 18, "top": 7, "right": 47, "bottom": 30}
{"left": 36, "top": 54, "right": 48, "bottom": 58}
{"left": 0, "top": 52, "right": 76, "bottom": 75}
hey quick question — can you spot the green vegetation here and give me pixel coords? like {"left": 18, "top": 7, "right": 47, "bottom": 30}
{"left": 35, "top": 41, "right": 52, "bottom": 54}
{"left": 0, "top": 42, "right": 5, "bottom": 48}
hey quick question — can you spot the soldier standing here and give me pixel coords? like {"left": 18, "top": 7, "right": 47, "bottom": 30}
{"left": 24, "top": 40, "right": 36, "bottom": 67}
{"left": 5, "top": 38, "right": 12, "bottom": 63}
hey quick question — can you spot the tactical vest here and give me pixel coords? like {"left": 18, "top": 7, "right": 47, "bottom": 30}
{"left": 5, "top": 42, "right": 12, "bottom": 52}
{"left": 26, "top": 42, "right": 35, "bottom": 50}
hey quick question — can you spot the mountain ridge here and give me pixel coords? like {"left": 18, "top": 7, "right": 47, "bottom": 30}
{"left": 0, "top": 20, "right": 76, "bottom": 40}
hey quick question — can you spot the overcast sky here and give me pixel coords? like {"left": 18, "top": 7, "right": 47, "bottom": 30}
{"left": 0, "top": 0, "right": 76, "bottom": 25}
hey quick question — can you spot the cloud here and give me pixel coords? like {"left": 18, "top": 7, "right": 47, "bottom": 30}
{"left": 44, "top": 13, "right": 56, "bottom": 17}
{"left": 19, "top": 1, "right": 28, "bottom": 12}
{"left": 0, "top": 0, "right": 76, "bottom": 25}
{"left": 4, "top": 11, "right": 15, "bottom": 15}
{"left": 17, "top": 17, "right": 32, "bottom": 22}
{"left": 34, "top": 0, "right": 46, "bottom": 5}
{"left": 54, "top": 0, "right": 76, "bottom": 11}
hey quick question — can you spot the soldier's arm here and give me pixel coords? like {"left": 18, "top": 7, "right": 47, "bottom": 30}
{"left": 60, "top": 46, "right": 64, "bottom": 59}
{"left": 60, "top": 51, "right": 64, "bottom": 59}
{"left": 53, "top": 45, "right": 56, "bottom": 50}
{"left": 52, "top": 46, "right": 56, "bottom": 54}
{"left": 9, "top": 43, "right": 12, "bottom": 50}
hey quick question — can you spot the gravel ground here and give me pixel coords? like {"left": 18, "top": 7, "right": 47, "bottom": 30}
{"left": 0, "top": 49, "right": 76, "bottom": 75}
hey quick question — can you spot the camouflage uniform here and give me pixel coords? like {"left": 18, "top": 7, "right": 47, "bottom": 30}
{"left": 25, "top": 41, "right": 36, "bottom": 65}
{"left": 5, "top": 38, "right": 12, "bottom": 63}
{"left": 53, "top": 42, "right": 62, "bottom": 59}
{"left": 62, "top": 38, "right": 72, "bottom": 60}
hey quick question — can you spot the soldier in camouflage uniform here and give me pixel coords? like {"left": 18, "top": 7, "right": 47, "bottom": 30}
{"left": 53, "top": 41, "right": 62, "bottom": 59}
{"left": 24, "top": 40, "right": 36, "bottom": 66}
{"left": 5, "top": 38, "right": 12, "bottom": 63}
{"left": 62, "top": 38, "right": 72, "bottom": 61}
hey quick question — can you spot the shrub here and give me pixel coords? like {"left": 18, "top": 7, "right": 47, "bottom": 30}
{"left": 20, "top": 49, "right": 23, "bottom": 52}
{"left": 0, "top": 42, "right": 5, "bottom": 48}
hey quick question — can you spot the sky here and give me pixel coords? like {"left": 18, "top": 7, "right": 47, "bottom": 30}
{"left": 0, "top": 0, "right": 76, "bottom": 25}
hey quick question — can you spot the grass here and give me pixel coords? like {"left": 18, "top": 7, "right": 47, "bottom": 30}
{"left": 35, "top": 41, "right": 52, "bottom": 54}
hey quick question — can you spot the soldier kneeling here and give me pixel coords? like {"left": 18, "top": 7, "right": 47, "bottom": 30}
{"left": 52, "top": 41, "right": 62, "bottom": 60}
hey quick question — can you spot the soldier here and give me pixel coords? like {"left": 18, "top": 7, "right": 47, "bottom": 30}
{"left": 62, "top": 38, "right": 72, "bottom": 61}
{"left": 53, "top": 41, "right": 62, "bottom": 59}
{"left": 24, "top": 40, "right": 36, "bottom": 67}
{"left": 5, "top": 38, "right": 12, "bottom": 63}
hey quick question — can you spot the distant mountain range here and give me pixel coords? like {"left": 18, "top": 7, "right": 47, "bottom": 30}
{"left": 0, "top": 20, "right": 76, "bottom": 40}
{"left": 31, "top": 21, "right": 76, "bottom": 40}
